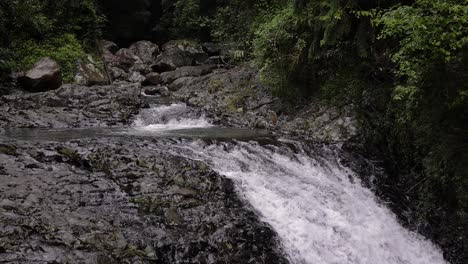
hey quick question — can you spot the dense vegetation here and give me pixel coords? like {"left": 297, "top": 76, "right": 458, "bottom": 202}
{"left": 0, "top": 0, "right": 466, "bottom": 261}
{"left": 0, "top": 0, "right": 104, "bottom": 81}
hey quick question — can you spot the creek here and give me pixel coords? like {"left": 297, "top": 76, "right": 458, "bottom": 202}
{"left": 2, "top": 102, "right": 447, "bottom": 264}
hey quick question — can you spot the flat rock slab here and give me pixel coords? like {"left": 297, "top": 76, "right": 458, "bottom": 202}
{"left": 0, "top": 137, "right": 288, "bottom": 263}
{"left": 0, "top": 83, "right": 141, "bottom": 129}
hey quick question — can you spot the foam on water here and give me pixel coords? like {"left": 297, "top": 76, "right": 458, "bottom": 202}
{"left": 171, "top": 140, "right": 447, "bottom": 264}
{"left": 133, "top": 103, "right": 213, "bottom": 131}
{"left": 133, "top": 103, "right": 447, "bottom": 263}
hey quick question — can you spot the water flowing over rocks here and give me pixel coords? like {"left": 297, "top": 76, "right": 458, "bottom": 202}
{"left": 0, "top": 38, "right": 453, "bottom": 263}
{"left": 172, "top": 66, "right": 358, "bottom": 142}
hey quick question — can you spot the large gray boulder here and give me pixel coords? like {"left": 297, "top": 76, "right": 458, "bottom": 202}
{"left": 18, "top": 57, "right": 62, "bottom": 92}
{"left": 113, "top": 48, "right": 141, "bottom": 71}
{"left": 108, "top": 66, "right": 128, "bottom": 82}
{"left": 142, "top": 72, "right": 161, "bottom": 86}
{"left": 153, "top": 40, "right": 208, "bottom": 72}
{"left": 128, "top": 71, "right": 145, "bottom": 83}
{"left": 75, "top": 57, "right": 109, "bottom": 86}
{"left": 129, "top": 40, "right": 160, "bottom": 64}
{"left": 168, "top": 77, "right": 194, "bottom": 92}
{"left": 101, "top": 40, "right": 119, "bottom": 54}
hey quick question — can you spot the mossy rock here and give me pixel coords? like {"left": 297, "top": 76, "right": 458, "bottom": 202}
{"left": 57, "top": 147, "right": 81, "bottom": 161}
{"left": 131, "top": 196, "right": 170, "bottom": 213}
{"left": 0, "top": 144, "right": 17, "bottom": 156}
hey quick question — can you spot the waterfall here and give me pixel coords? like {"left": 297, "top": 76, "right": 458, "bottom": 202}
{"left": 170, "top": 140, "right": 447, "bottom": 264}
{"left": 134, "top": 105, "right": 447, "bottom": 264}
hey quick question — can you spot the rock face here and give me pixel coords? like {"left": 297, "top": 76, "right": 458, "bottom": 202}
{"left": 153, "top": 40, "right": 208, "bottom": 72}
{"left": 142, "top": 72, "right": 161, "bottom": 86}
{"left": 0, "top": 138, "right": 288, "bottom": 263}
{"left": 144, "top": 85, "right": 170, "bottom": 97}
{"left": 103, "top": 39, "right": 213, "bottom": 86}
{"left": 128, "top": 71, "right": 146, "bottom": 83}
{"left": 129, "top": 40, "right": 160, "bottom": 64}
{"left": 0, "top": 83, "right": 141, "bottom": 128}
{"left": 101, "top": 40, "right": 119, "bottom": 54}
{"left": 172, "top": 66, "right": 359, "bottom": 142}
{"left": 103, "top": 40, "right": 162, "bottom": 83}
{"left": 75, "top": 59, "right": 109, "bottom": 86}
{"left": 160, "top": 65, "right": 215, "bottom": 84}
{"left": 18, "top": 57, "right": 62, "bottom": 92}
{"left": 113, "top": 48, "right": 141, "bottom": 71}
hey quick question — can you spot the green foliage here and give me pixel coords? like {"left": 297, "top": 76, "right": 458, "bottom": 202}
{"left": 164, "top": 0, "right": 282, "bottom": 46}
{"left": 0, "top": 0, "right": 105, "bottom": 80}
{"left": 0, "top": 144, "right": 17, "bottom": 156}
{"left": 371, "top": 1, "right": 468, "bottom": 249}
{"left": 172, "top": 0, "right": 209, "bottom": 39}
{"left": 375, "top": 0, "right": 468, "bottom": 116}
{"left": 253, "top": 4, "right": 306, "bottom": 99}
{"left": 376, "top": 0, "right": 467, "bottom": 83}
{"left": 11, "top": 34, "right": 86, "bottom": 82}
{"left": 210, "top": 0, "right": 281, "bottom": 46}
{"left": 252, "top": 0, "right": 377, "bottom": 99}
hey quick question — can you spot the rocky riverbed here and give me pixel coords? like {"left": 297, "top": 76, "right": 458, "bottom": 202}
{"left": 0, "top": 137, "right": 289, "bottom": 263}
{"left": 0, "top": 40, "right": 294, "bottom": 262}
{"left": 0, "top": 38, "right": 457, "bottom": 264}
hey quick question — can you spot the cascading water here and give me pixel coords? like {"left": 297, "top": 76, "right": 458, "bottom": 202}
{"left": 133, "top": 103, "right": 213, "bottom": 131}
{"left": 134, "top": 104, "right": 448, "bottom": 264}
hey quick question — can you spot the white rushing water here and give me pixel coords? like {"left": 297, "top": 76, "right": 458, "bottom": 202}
{"left": 135, "top": 104, "right": 447, "bottom": 264}
{"left": 133, "top": 103, "right": 213, "bottom": 131}
{"left": 171, "top": 140, "right": 447, "bottom": 264}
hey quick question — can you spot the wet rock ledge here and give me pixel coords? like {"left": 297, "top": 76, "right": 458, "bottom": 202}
{"left": 0, "top": 83, "right": 141, "bottom": 130}
{"left": 0, "top": 138, "right": 288, "bottom": 263}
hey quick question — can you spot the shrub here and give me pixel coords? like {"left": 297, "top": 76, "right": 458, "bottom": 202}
{"left": 0, "top": 0, "right": 104, "bottom": 81}
{"left": 253, "top": 4, "right": 306, "bottom": 100}
{"left": 11, "top": 34, "right": 87, "bottom": 82}
{"left": 375, "top": 0, "right": 468, "bottom": 105}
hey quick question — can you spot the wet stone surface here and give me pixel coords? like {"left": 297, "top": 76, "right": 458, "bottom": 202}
{"left": 0, "top": 83, "right": 141, "bottom": 130}
{"left": 0, "top": 138, "right": 288, "bottom": 263}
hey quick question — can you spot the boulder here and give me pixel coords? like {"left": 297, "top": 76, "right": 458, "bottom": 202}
{"left": 160, "top": 65, "right": 215, "bottom": 84}
{"left": 75, "top": 58, "right": 109, "bottom": 86}
{"left": 128, "top": 71, "right": 145, "bottom": 83}
{"left": 151, "top": 62, "right": 174, "bottom": 73}
{"left": 168, "top": 77, "right": 194, "bottom": 92}
{"left": 18, "top": 57, "right": 62, "bottom": 92}
{"left": 142, "top": 72, "right": 161, "bottom": 86}
{"left": 113, "top": 48, "right": 141, "bottom": 70}
{"left": 130, "top": 63, "right": 152, "bottom": 75}
{"left": 153, "top": 40, "right": 208, "bottom": 72}
{"left": 101, "top": 40, "right": 119, "bottom": 54}
{"left": 144, "top": 85, "right": 170, "bottom": 97}
{"left": 202, "top": 42, "right": 221, "bottom": 56}
{"left": 109, "top": 67, "right": 128, "bottom": 81}
{"left": 129, "top": 40, "right": 160, "bottom": 64}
